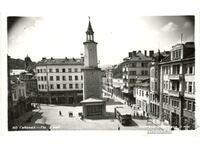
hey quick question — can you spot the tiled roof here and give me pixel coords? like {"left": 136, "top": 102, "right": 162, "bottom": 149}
{"left": 37, "top": 58, "right": 84, "bottom": 66}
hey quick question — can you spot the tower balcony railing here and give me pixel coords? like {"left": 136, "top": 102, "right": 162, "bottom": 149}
{"left": 169, "top": 90, "right": 180, "bottom": 97}
{"left": 168, "top": 74, "right": 182, "bottom": 80}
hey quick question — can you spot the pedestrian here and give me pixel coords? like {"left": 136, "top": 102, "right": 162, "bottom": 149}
{"left": 59, "top": 110, "right": 62, "bottom": 116}
{"left": 118, "top": 124, "right": 120, "bottom": 130}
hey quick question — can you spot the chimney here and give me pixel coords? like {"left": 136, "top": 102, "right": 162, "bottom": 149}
{"left": 138, "top": 50, "right": 141, "bottom": 53}
{"left": 133, "top": 51, "right": 136, "bottom": 56}
{"left": 149, "top": 50, "right": 154, "bottom": 57}
{"left": 42, "top": 57, "right": 46, "bottom": 60}
{"left": 144, "top": 50, "right": 147, "bottom": 56}
{"left": 128, "top": 52, "right": 133, "bottom": 58}
{"left": 51, "top": 57, "right": 54, "bottom": 60}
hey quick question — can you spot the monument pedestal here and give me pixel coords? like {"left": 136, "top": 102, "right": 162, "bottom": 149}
{"left": 81, "top": 98, "right": 106, "bottom": 118}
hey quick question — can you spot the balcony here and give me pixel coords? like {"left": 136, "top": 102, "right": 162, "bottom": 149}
{"left": 168, "top": 74, "right": 182, "bottom": 80}
{"left": 169, "top": 90, "right": 180, "bottom": 97}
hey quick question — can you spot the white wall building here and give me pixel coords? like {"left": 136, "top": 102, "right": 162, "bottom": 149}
{"left": 36, "top": 57, "right": 84, "bottom": 105}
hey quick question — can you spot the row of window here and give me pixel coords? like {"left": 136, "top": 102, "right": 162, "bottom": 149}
{"left": 128, "top": 70, "right": 148, "bottom": 75}
{"left": 38, "top": 75, "right": 83, "bottom": 81}
{"left": 183, "top": 100, "right": 195, "bottom": 111}
{"left": 38, "top": 83, "right": 83, "bottom": 90}
{"left": 163, "top": 95, "right": 180, "bottom": 108}
{"left": 162, "top": 64, "right": 194, "bottom": 75}
{"left": 162, "top": 95, "right": 195, "bottom": 112}
{"left": 136, "top": 89, "right": 149, "bottom": 97}
{"left": 130, "top": 62, "right": 149, "bottom": 68}
{"left": 37, "top": 68, "right": 81, "bottom": 73}
{"left": 163, "top": 81, "right": 195, "bottom": 94}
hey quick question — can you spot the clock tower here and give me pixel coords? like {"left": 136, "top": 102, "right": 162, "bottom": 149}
{"left": 81, "top": 18, "right": 106, "bottom": 118}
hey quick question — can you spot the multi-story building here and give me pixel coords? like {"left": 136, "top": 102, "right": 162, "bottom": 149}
{"left": 159, "top": 42, "right": 195, "bottom": 129}
{"left": 134, "top": 79, "right": 150, "bottom": 117}
{"left": 122, "top": 50, "right": 153, "bottom": 104}
{"left": 19, "top": 72, "right": 37, "bottom": 97}
{"left": 36, "top": 57, "right": 84, "bottom": 105}
{"left": 102, "top": 67, "right": 113, "bottom": 98}
{"left": 10, "top": 76, "right": 27, "bottom": 118}
{"left": 149, "top": 51, "right": 170, "bottom": 118}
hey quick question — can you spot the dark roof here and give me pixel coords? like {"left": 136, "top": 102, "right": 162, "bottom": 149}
{"left": 37, "top": 58, "right": 84, "bottom": 66}
{"left": 86, "top": 20, "right": 94, "bottom": 35}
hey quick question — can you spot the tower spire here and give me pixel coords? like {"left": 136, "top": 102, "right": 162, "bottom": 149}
{"left": 86, "top": 17, "right": 94, "bottom": 41}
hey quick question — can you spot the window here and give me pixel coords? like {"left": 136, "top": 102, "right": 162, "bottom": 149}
{"left": 165, "top": 66, "right": 170, "bottom": 74}
{"left": 131, "top": 63, "right": 136, "bottom": 67}
{"left": 193, "top": 82, "right": 195, "bottom": 94}
{"left": 41, "top": 76, "right": 43, "bottom": 81}
{"left": 57, "top": 84, "right": 60, "bottom": 89}
{"left": 56, "top": 76, "right": 60, "bottom": 81}
{"left": 145, "top": 70, "right": 148, "bottom": 75}
{"left": 69, "top": 76, "right": 72, "bottom": 81}
{"left": 49, "top": 68, "right": 52, "bottom": 73}
{"left": 139, "top": 90, "right": 141, "bottom": 96}
{"left": 45, "top": 84, "right": 47, "bottom": 89}
{"left": 141, "top": 70, "right": 144, "bottom": 75}
{"left": 184, "top": 64, "right": 188, "bottom": 74}
{"left": 40, "top": 69, "right": 42, "bottom": 73}
{"left": 153, "top": 82, "right": 157, "bottom": 91}
{"left": 56, "top": 68, "right": 59, "bottom": 73}
{"left": 62, "top": 68, "right": 66, "bottom": 73}
{"left": 81, "top": 75, "right": 83, "bottom": 80}
{"left": 188, "top": 101, "right": 192, "bottom": 110}
{"left": 141, "top": 63, "right": 148, "bottom": 67}
{"left": 63, "top": 84, "right": 66, "bottom": 89}
{"left": 38, "top": 77, "right": 40, "bottom": 81}
{"left": 188, "top": 82, "right": 192, "bottom": 93}
{"left": 74, "top": 68, "right": 78, "bottom": 72}
{"left": 62, "top": 76, "right": 66, "bottom": 81}
{"left": 37, "top": 69, "right": 40, "bottom": 73}
{"left": 68, "top": 68, "right": 72, "bottom": 72}
{"left": 69, "top": 84, "right": 73, "bottom": 89}
{"left": 142, "top": 91, "right": 144, "bottom": 96}
{"left": 50, "top": 84, "right": 54, "bottom": 89}
{"left": 75, "top": 84, "right": 79, "bottom": 89}
{"left": 129, "top": 71, "right": 136, "bottom": 75}
{"left": 44, "top": 76, "right": 47, "bottom": 81}
{"left": 38, "top": 85, "right": 41, "bottom": 89}
{"left": 166, "top": 81, "right": 168, "bottom": 90}
{"left": 130, "top": 79, "right": 135, "bottom": 83}
{"left": 75, "top": 75, "right": 78, "bottom": 80}
{"left": 50, "top": 76, "right": 53, "bottom": 81}
{"left": 42, "top": 84, "right": 44, "bottom": 89}
{"left": 189, "top": 64, "right": 193, "bottom": 74}
{"left": 81, "top": 83, "right": 83, "bottom": 88}
{"left": 172, "top": 65, "right": 180, "bottom": 74}
{"left": 185, "top": 82, "right": 187, "bottom": 92}
{"left": 193, "top": 102, "right": 195, "bottom": 111}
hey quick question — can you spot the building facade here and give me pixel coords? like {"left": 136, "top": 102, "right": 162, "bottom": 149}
{"left": 134, "top": 79, "right": 150, "bottom": 117}
{"left": 122, "top": 50, "right": 153, "bottom": 104}
{"left": 159, "top": 42, "right": 195, "bottom": 129}
{"left": 102, "top": 67, "right": 113, "bottom": 98}
{"left": 36, "top": 57, "right": 84, "bottom": 105}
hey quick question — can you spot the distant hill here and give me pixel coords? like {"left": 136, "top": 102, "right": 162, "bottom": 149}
{"left": 8, "top": 57, "right": 36, "bottom": 70}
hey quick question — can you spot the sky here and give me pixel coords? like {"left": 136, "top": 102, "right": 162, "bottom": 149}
{"left": 8, "top": 14, "right": 194, "bottom": 66}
